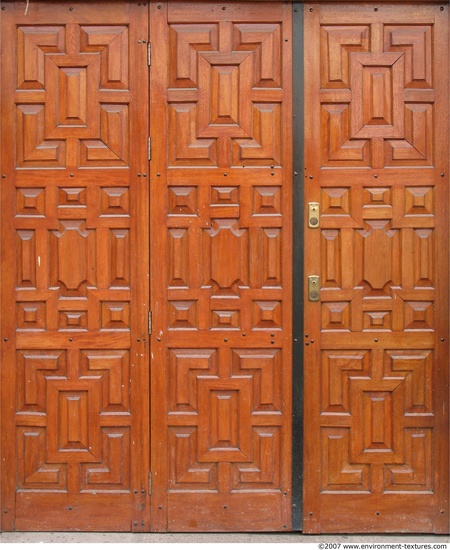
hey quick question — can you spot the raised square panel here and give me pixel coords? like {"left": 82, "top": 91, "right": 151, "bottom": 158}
{"left": 101, "top": 301, "right": 130, "bottom": 330}
{"left": 253, "top": 186, "right": 281, "bottom": 216}
{"left": 404, "top": 301, "right": 433, "bottom": 331}
{"left": 322, "top": 301, "right": 350, "bottom": 331}
{"left": 404, "top": 187, "right": 434, "bottom": 217}
{"left": 59, "top": 310, "right": 88, "bottom": 331}
{"left": 59, "top": 187, "right": 87, "bottom": 207}
{"left": 169, "top": 186, "right": 198, "bottom": 216}
{"left": 169, "top": 300, "right": 198, "bottom": 330}
{"left": 363, "top": 187, "right": 391, "bottom": 207}
{"left": 253, "top": 300, "right": 281, "bottom": 329}
{"left": 100, "top": 187, "right": 129, "bottom": 216}
{"left": 211, "top": 310, "right": 240, "bottom": 330}
{"left": 16, "top": 188, "right": 45, "bottom": 217}
{"left": 211, "top": 186, "right": 239, "bottom": 205}
{"left": 17, "top": 302, "right": 46, "bottom": 331}
{"left": 321, "top": 187, "right": 351, "bottom": 216}
{"left": 363, "top": 310, "right": 391, "bottom": 331}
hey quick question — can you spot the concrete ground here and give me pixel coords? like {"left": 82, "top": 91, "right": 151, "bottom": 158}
{"left": 0, "top": 531, "right": 449, "bottom": 544}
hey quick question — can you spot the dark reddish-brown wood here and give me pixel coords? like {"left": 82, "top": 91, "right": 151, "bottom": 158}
{"left": 149, "top": 1, "right": 293, "bottom": 532}
{"left": 0, "top": 1, "right": 150, "bottom": 531}
{"left": 303, "top": 3, "right": 449, "bottom": 533}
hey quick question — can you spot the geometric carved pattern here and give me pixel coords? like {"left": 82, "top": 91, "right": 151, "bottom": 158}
{"left": 320, "top": 25, "right": 435, "bottom": 168}
{"left": 168, "top": 21, "right": 282, "bottom": 167}
{"left": 161, "top": 6, "right": 291, "bottom": 519}
{"left": 6, "top": 3, "right": 147, "bottom": 529}
{"left": 15, "top": 349, "right": 131, "bottom": 490}
{"left": 305, "top": 7, "right": 447, "bottom": 531}
{"left": 320, "top": 349, "right": 434, "bottom": 491}
{"left": 167, "top": 348, "right": 283, "bottom": 491}
{"left": 16, "top": 24, "right": 130, "bottom": 168}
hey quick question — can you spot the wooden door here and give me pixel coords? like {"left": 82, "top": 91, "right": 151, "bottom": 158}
{"left": 303, "top": 3, "right": 449, "bottom": 533}
{"left": 0, "top": 1, "right": 150, "bottom": 531}
{"left": 149, "top": 1, "right": 293, "bottom": 532}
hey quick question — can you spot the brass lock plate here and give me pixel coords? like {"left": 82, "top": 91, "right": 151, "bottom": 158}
{"left": 308, "top": 275, "right": 320, "bottom": 302}
{"left": 308, "top": 202, "right": 320, "bottom": 228}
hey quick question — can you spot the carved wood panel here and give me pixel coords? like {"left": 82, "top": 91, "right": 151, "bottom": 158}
{"left": 1, "top": 1, "right": 149, "bottom": 531}
{"left": 304, "top": 3, "right": 449, "bottom": 534}
{"left": 150, "top": 1, "right": 292, "bottom": 532}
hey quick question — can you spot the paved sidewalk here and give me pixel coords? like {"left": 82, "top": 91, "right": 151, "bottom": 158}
{"left": 1, "top": 531, "right": 449, "bottom": 544}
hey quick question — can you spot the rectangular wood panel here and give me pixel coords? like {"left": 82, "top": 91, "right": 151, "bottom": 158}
{"left": 303, "top": 3, "right": 449, "bottom": 533}
{"left": 0, "top": 1, "right": 150, "bottom": 531}
{"left": 149, "top": 1, "right": 293, "bottom": 532}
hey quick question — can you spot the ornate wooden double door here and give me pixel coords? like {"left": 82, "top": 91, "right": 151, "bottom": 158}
{"left": 0, "top": 0, "right": 448, "bottom": 534}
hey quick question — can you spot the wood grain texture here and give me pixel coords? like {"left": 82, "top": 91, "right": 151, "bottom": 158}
{"left": 1, "top": 1, "right": 150, "bottom": 531}
{"left": 303, "top": 3, "right": 449, "bottom": 534}
{"left": 149, "top": 1, "right": 292, "bottom": 532}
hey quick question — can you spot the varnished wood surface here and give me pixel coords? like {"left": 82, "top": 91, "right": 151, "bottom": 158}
{"left": 1, "top": 0, "right": 150, "bottom": 531}
{"left": 149, "top": 0, "right": 293, "bottom": 532}
{"left": 303, "top": 2, "right": 449, "bottom": 534}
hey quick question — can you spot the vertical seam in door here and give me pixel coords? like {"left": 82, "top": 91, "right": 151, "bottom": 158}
{"left": 292, "top": 0, "right": 305, "bottom": 532}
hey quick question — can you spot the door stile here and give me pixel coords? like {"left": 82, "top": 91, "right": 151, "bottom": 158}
{"left": 129, "top": 1, "right": 151, "bottom": 531}
{"left": 1, "top": 1, "right": 17, "bottom": 530}
{"left": 149, "top": 0, "right": 169, "bottom": 532}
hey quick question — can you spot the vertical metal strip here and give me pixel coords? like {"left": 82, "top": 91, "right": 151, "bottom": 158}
{"left": 291, "top": 1, "right": 304, "bottom": 532}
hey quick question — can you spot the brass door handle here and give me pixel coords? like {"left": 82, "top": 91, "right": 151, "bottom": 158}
{"left": 308, "top": 275, "right": 320, "bottom": 302}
